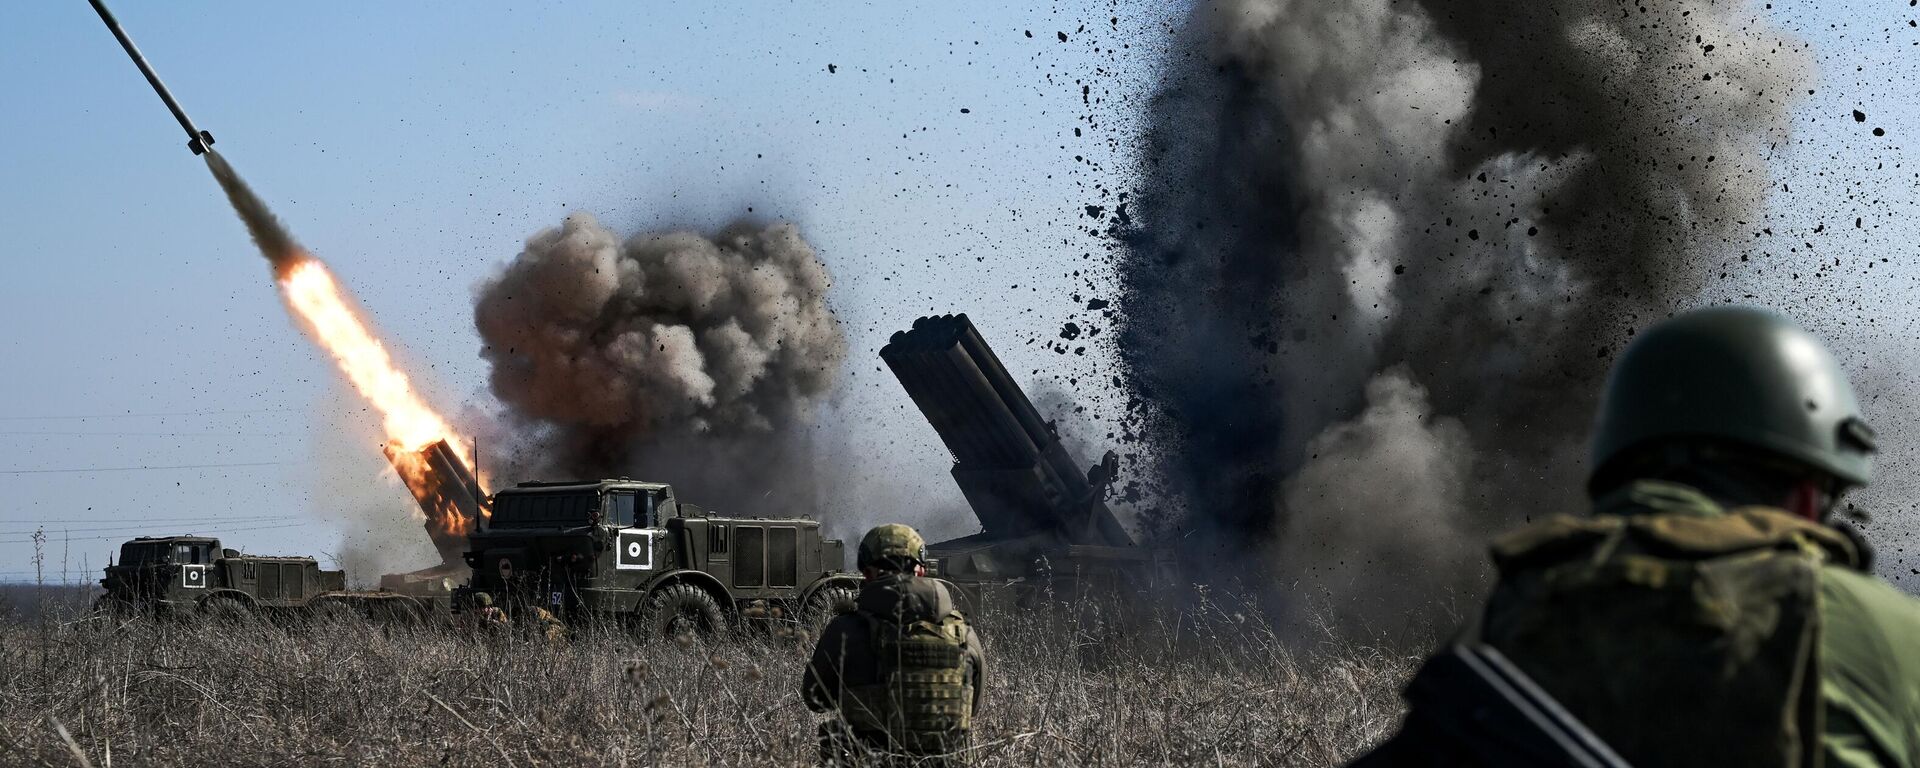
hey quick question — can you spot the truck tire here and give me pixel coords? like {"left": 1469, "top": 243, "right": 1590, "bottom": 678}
{"left": 639, "top": 583, "right": 726, "bottom": 641}
{"left": 306, "top": 595, "right": 358, "bottom": 622}
{"left": 198, "top": 593, "right": 253, "bottom": 623}
{"left": 803, "top": 583, "right": 857, "bottom": 630}
{"left": 364, "top": 595, "right": 428, "bottom": 625}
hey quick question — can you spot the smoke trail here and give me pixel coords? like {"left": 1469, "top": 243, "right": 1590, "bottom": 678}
{"left": 204, "top": 150, "right": 304, "bottom": 274}
{"left": 1118, "top": 0, "right": 1809, "bottom": 624}
{"left": 475, "top": 213, "right": 847, "bottom": 513}
{"left": 203, "top": 149, "right": 473, "bottom": 566}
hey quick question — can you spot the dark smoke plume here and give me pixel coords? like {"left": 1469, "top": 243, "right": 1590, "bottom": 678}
{"left": 475, "top": 213, "right": 846, "bottom": 513}
{"left": 1118, "top": 0, "right": 1808, "bottom": 626}
{"left": 204, "top": 150, "right": 304, "bottom": 275}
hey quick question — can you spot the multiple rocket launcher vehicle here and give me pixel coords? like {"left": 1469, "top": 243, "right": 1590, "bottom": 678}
{"left": 84, "top": 2, "right": 1172, "bottom": 623}
{"left": 102, "top": 315, "right": 1172, "bottom": 626}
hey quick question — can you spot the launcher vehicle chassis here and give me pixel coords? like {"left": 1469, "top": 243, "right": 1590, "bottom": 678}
{"left": 96, "top": 535, "right": 433, "bottom": 621}
{"left": 457, "top": 479, "right": 861, "bottom": 638}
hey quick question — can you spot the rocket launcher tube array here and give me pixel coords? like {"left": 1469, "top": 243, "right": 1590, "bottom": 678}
{"left": 383, "top": 439, "right": 486, "bottom": 566}
{"left": 880, "top": 314, "right": 1133, "bottom": 547}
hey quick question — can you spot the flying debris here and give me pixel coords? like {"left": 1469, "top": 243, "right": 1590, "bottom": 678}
{"left": 88, "top": 0, "right": 215, "bottom": 155}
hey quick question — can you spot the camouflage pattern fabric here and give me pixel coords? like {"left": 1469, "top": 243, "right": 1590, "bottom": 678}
{"left": 1481, "top": 480, "right": 1920, "bottom": 768}
{"left": 803, "top": 573, "right": 983, "bottom": 764}
{"left": 527, "top": 606, "right": 566, "bottom": 643}
{"left": 858, "top": 524, "right": 927, "bottom": 570}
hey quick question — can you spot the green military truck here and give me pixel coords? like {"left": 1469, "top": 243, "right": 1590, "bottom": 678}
{"left": 458, "top": 479, "right": 860, "bottom": 638}
{"left": 96, "top": 535, "right": 430, "bottom": 620}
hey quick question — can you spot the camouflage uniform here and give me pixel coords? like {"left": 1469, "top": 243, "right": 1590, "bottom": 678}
{"left": 1353, "top": 307, "right": 1920, "bottom": 767}
{"left": 526, "top": 605, "right": 567, "bottom": 644}
{"left": 1475, "top": 480, "right": 1920, "bottom": 767}
{"left": 461, "top": 593, "right": 510, "bottom": 633}
{"left": 803, "top": 525, "right": 985, "bottom": 766}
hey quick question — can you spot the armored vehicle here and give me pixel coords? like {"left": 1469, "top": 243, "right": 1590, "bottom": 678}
{"left": 96, "top": 535, "right": 428, "bottom": 619}
{"left": 459, "top": 479, "right": 860, "bottom": 638}
{"left": 881, "top": 314, "right": 1180, "bottom": 604}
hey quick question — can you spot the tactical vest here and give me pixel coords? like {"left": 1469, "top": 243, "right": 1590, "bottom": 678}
{"left": 1480, "top": 504, "right": 1860, "bottom": 768}
{"left": 840, "top": 608, "right": 974, "bottom": 753}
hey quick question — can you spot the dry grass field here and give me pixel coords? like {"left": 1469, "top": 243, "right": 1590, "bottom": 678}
{"left": 0, "top": 588, "right": 1416, "bottom": 766}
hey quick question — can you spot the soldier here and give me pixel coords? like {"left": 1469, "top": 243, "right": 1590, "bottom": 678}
{"left": 461, "top": 592, "right": 510, "bottom": 632}
{"left": 1353, "top": 306, "right": 1920, "bottom": 767}
{"left": 526, "top": 604, "right": 567, "bottom": 644}
{"left": 803, "top": 524, "right": 984, "bottom": 766}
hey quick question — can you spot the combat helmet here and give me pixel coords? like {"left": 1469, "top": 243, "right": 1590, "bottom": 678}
{"left": 857, "top": 524, "right": 927, "bottom": 571}
{"left": 1589, "top": 305, "right": 1875, "bottom": 495}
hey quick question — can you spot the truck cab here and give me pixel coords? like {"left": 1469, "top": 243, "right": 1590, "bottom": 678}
{"left": 99, "top": 536, "right": 224, "bottom": 612}
{"left": 461, "top": 479, "right": 856, "bottom": 635}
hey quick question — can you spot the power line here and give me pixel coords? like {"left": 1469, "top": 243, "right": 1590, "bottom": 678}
{"left": 0, "top": 461, "right": 290, "bottom": 475}
{"left": 0, "top": 521, "right": 315, "bottom": 545}
{"left": 0, "top": 430, "right": 295, "bottom": 437}
{"left": 0, "top": 408, "right": 296, "bottom": 422}
{"left": 0, "top": 518, "right": 291, "bottom": 533}
{"left": 0, "top": 515, "right": 289, "bottom": 526}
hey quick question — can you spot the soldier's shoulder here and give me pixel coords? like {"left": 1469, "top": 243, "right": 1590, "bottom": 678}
{"left": 896, "top": 574, "right": 950, "bottom": 601}
{"left": 912, "top": 574, "right": 955, "bottom": 597}
{"left": 818, "top": 609, "right": 868, "bottom": 640}
{"left": 1818, "top": 565, "right": 1920, "bottom": 644}
{"left": 913, "top": 576, "right": 970, "bottom": 617}
{"left": 1817, "top": 565, "right": 1920, "bottom": 759}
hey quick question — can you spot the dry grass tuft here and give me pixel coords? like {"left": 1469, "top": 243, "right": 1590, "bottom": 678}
{"left": 0, "top": 590, "right": 1416, "bottom": 766}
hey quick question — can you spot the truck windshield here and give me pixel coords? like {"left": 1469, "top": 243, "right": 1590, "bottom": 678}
{"left": 490, "top": 492, "right": 599, "bottom": 528}
{"left": 118, "top": 542, "right": 169, "bottom": 565}
{"left": 609, "top": 491, "right": 657, "bottom": 527}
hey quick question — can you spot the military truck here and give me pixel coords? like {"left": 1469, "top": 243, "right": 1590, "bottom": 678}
{"left": 458, "top": 479, "right": 860, "bottom": 638}
{"left": 96, "top": 535, "right": 430, "bottom": 620}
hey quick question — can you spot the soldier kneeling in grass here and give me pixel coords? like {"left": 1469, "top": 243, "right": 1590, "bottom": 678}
{"left": 803, "top": 524, "right": 984, "bottom": 766}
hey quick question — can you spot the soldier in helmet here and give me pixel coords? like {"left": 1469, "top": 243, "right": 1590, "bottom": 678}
{"left": 803, "top": 523, "right": 984, "bottom": 766}
{"left": 1353, "top": 306, "right": 1920, "bottom": 767}
{"left": 462, "top": 592, "right": 510, "bottom": 632}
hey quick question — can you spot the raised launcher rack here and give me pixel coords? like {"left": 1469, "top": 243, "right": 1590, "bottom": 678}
{"left": 880, "top": 314, "right": 1178, "bottom": 604}
{"left": 378, "top": 439, "right": 489, "bottom": 613}
{"left": 383, "top": 439, "right": 486, "bottom": 566}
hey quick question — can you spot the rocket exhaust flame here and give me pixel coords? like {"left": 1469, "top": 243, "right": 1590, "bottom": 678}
{"left": 95, "top": 0, "right": 478, "bottom": 566}
{"left": 383, "top": 440, "right": 485, "bottom": 564}
{"left": 278, "top": 260, "right": 463, "bottom": 458}
{"left": 205, "top": 151, "right": 480, "bottom": 563}
{"left": 281, "top": 259, "right": 483, "bottom": 562}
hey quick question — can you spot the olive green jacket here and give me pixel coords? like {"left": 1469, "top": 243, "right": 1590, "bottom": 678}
{"left": 801, "top": 573, "right": 985, "bottom": 720}
{"left": 1498, "top": 481, "right": 1920, "bottom": 767}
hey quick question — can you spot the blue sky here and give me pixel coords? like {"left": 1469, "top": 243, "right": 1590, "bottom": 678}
{"left": 0, "top": 0, "right": 1158, "bottom": 581}
{"left": 3, "top": 0, "right": 1919, "bottom": 586}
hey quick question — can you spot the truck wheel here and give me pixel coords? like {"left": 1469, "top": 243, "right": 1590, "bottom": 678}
{"left": 305, "top": 595, "right": 349, "bottom": 623}
{"left": 198, "top": 594, "right": 252, "bottom": 623}
{"left": 362, "top": 595, "right": 428, "bottom": 625}
{"left": 803, "top": 584, "right": 858, "bottom": 630}
{"left": 639, "top": 583, "right": 726, "bottom": 641}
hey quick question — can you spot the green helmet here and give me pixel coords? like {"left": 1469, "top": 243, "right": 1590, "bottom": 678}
{"left": 472, "top": 592, "right": 494, "bottom": 608}
{"left": 858, "top": 524, "right": 926, "bottom": 570}
{"left": 1590, "top": 305, "right": 1875, "bottom": 494}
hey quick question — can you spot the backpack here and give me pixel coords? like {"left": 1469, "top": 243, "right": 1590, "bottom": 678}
{"left": 841, "top": 607, "right": 975, "bottom": 753}
{"left": 1479, "top": 506, "right": 1859, "bottom": 768}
